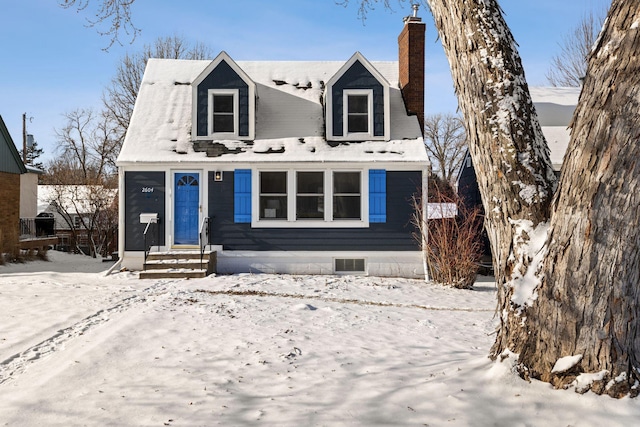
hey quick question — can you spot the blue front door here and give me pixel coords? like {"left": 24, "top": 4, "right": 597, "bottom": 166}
{"left": 174, "top": 172, "right": 199, "bottom": 245}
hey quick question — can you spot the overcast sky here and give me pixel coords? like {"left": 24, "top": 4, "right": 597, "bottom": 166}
{"left": 1, "top": 0, "right": 609, "bottom": 163}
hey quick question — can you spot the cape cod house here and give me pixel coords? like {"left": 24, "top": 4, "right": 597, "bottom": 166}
{"left": 116, "top": 11, "right": 430, "bottom": 278}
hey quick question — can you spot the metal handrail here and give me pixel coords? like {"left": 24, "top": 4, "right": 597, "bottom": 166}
{"left": 199, "top": 217, "right": 211, "bottom": 266}
{"left": 143, "top": 220, "right": 158, "bottom": 270}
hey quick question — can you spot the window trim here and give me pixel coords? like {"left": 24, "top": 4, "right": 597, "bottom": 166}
{"left": 259, "top": 171, "right": 288, "bottom": 220}
{"left": 332, "top": 171, "right": 362, "bottom": 220}
{"left": 343, "top": 89, "right": 373, "bottom": 138}
{"left": 251, "top": 168, "right": 369, "bottom": 228}
{"left": 207, "top": 89, "right": 239, "bottom": 138}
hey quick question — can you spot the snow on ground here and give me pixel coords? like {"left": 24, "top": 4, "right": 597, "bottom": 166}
{"left": 1, "top": 251, "right": 639, "bottom": 426}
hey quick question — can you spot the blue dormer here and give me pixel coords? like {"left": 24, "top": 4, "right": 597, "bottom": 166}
{"left": 192, "top": 52, "right": 256, "bottom": 141}
{"left": 325, "top": 52, "right": 390, "bottom": 142}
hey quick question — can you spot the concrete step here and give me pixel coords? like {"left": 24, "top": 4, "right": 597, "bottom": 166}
{"left": 144, "top": 258, "right": 209, "bottom": 270}
{"left": 139, "top": 268, "right": 208, "bottom": 280}
{"left": 146, "top": 251, "right": 213, "bottom": 261}
{"left": 141, "top": 250, "right": 217, "bottom": 279}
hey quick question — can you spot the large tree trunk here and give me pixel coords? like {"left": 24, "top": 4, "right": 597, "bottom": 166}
{"left": 518, "top": 1, "right": 640, "bottom": 397}
{"left": 427, "top": 0, "right": 640, "bottom": 396}
{"left": 425, "top": 0, "right": 557, "bottom": 355}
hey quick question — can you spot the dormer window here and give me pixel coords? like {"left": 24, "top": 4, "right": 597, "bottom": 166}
{"left": 344, "top": 90, "right": 372, "bottom": 136}
{"left": 192, "top": 52, "right": 256, "bottom": 141}
{"left": 209, "top": 90, "right": 238, "bottom": 135}
{"left": 325, "top": 52, "right": 390, "bottom": 142}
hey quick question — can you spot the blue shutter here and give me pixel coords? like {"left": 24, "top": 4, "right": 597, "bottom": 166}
{"left": 369, "top": 169, "right": 386, "bottom": 223}
{"left": 234, "top": 169, "right": 252, "bottom": 223}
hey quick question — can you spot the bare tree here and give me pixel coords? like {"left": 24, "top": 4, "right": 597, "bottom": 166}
{"left": 103, "top": 35, "right": 213, "bottom": 146}
{"left": 337, "top": 0, "right": 414, "bottom": 22}
{"left": 423, "top": 113, "right": 467, "bottom": 185}
{"left": 58, "top": 0, "right": 140, "bottom": 50}
{"left": 52, "top": 109, "right": 119, "bottom": 181}
{"left": 44, "top": 182, "right": 117, "bottom": 257}
{"left": 42, "top": 109, "right": 119, "bottom": 257}
{"left": 546, "top": 10, "right": 605, "bottom": 87}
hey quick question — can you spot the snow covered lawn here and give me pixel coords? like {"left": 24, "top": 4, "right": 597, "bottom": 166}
{"left": 1, "top": 252, "right": 638, "bottom": 426}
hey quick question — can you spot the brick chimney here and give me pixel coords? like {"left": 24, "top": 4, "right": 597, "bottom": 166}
{"left": 398, "top": 4, "right": 426, "bottom": 134}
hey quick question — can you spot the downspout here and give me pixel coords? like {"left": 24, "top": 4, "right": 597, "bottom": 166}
{"left": 117, "top": 166, "right": 125, "bottom": 263}
{"left": 422, "top": 166, "right": 429, "bottom": 281}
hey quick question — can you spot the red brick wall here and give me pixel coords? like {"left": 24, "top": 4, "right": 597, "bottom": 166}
{"left": 398, "top": 18, "right": 426, "bottom": 133}
{"left": 0, "top": 171, "right": 21, "bottom": 247}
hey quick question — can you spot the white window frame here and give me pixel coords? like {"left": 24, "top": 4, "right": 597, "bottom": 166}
{"left": 207, "top": 89, "right": 239, "bottom": 138}
{"left": 258, "top": 171, "right": 288, "bottom": 221}
{"left": 343, "top": 89, "right": 373, "bottom": 139}
{"left": 332, "top": 170, "right": 362, "bottom": 221}
{"left": 251, "top": 168, "right": 369, "bottom": 228}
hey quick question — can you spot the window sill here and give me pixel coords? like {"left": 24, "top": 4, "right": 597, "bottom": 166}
{"left": 194, "top": 133, "right": 242, "bottom": 141}
{"left": 251, "top": 219, "right": 369, "bottom": 228}
{"left": 327, "top": 134, "right": 387, "bottom": 142}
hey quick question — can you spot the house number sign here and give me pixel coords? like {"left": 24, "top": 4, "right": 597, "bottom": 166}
{"left": 141, "top": 187, "right": 154, "bottom": 193}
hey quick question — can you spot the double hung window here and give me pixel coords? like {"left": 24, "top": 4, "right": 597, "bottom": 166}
{"left": 259, "top": 172, "right": 287, "bottom": 219}
{"left": 333, "top": 172, "right": 361, "bottom": 219}
{"left": 344, "top": 89, "right": 372, "bottom": 137}
{"left": 296, "top": 172, "right": 324, "bottom": 219}
{"left": 208, "top": 89, "right": 238, "bottom": 136}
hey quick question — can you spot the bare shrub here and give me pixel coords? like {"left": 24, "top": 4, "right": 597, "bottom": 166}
{"left": 412, "top": 182, "right": 484, "bottom": 288}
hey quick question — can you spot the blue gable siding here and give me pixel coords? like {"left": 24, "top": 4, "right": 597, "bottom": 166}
{"left": 196, "top": 60, "right": 250, "bottom": 137}
{"left": 208, "top": 170, "right": 419, "bottom": 251}
{"left": 331, "top": 60, "right": 385, "bottom": 138}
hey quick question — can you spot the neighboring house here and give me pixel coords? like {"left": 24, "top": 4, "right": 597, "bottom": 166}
{"left": 38, "top": 185, "right": 118, "bottom": 254}
{"left": 20, "top": 165, "right": 43, "bottom": 220}
{"left": 457, "top": 86, "right": 581, "bottom": 256}
{"left": 0, "top": 115, "right": 27, "bottom": 249}
{"left": 19, "top": 165, "right": 45, "bottom": 239}
{"left": 117, "top": 12, "right": 430, "bottom": 277}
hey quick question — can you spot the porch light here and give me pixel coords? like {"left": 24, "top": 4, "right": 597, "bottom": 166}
{"left": 214, "top": 171, "right": 223, "bottom": 181}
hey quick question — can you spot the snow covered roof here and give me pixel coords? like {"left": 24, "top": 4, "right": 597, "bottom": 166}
{"left": 117, "top": 57, "right": 427, "bottom": 166}
{"left": 38, "top": 185, "right": 117, "bottom": 215}
{"left": 25, "top": 165, "right": 44, "bottom": 174}
{"left": 530, "top": 86, "right": 581, "bottom": 170}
